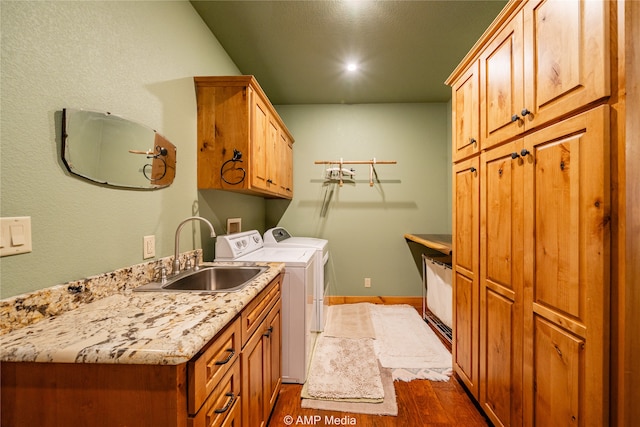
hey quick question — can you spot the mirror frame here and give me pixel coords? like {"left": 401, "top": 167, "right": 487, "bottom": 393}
{"left": 61, "top": 108, "right": 177, "bottom": 190}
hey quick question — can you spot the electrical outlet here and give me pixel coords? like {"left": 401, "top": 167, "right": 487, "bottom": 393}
{"left": 143, "top": 235, "right": 155, "bottom": 259}
{"left": 364, "top": 277, "right": 371, "bottom": 288}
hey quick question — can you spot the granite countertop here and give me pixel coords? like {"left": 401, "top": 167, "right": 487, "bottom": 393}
{"left": 0, "top": 262, "right": 284, "bottom": 366}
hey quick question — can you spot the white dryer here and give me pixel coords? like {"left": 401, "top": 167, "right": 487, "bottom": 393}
{"left": 215, "top": 230, "right": 316, "bottom": 384}
{"left": 264, "top": 227, "right": 329, "bottom": 332}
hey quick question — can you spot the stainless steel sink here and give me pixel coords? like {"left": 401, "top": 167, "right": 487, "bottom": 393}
{"left": 135, "top": 265, "right": 267, "bottom": 293}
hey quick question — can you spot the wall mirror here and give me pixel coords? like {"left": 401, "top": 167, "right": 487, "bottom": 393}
{"left": 62, "top": 108, "right": 177, "bottom": 189}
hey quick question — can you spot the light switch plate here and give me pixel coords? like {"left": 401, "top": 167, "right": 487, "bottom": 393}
{"left": 143, "top": 235, "right": 155, "bottom": 259}
{"left": 0, "top": 217, "right": 32, "bottom": 257}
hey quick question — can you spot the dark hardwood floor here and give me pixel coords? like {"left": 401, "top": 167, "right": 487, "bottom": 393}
{"left": 268, "top": 377, "right": 490, "bottom": 427}
{"left": 267, "top": 306, "right": 488, "bottom": 426}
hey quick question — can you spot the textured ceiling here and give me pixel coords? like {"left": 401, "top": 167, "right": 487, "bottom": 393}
{"left": 191, "top": 1, "right": 507, "bottom": 105}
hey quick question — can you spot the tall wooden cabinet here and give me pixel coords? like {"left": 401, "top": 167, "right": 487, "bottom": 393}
{"left": 447, "top": 1, "right": 614, "bottom": 426}
{"left": 194, "top": 76, "right": 294, "bottom": 199}
{"left": 452, "top": 156, "right": 480, "bottom": 397}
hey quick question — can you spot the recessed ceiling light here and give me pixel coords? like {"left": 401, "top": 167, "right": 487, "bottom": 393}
{"left": 346, "top": 63, "right": 358, "bottom": 72}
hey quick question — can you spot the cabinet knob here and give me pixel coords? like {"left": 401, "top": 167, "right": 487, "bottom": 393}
{"left": 263, "top": 326, "right": 274, "bottom": 338}
{"left": 470, "top": 137, "right": 477, "bottom": 145}
{"left": 511, "top": 152, "right": 520, "bottom": 159}
{"left": 521, "top": 108, "right": 531, "bottom": 117}
{"left": 520, "top": 149, "right": 530, "bottom": 157}
{"left": 511, "top": 114, "right": 520, "bottom": 123}
{"left": 470, "top": 167, "right": 477, "bottom": 173}
{"left": 267, "top": 179, "right": 273, "bottom": 184}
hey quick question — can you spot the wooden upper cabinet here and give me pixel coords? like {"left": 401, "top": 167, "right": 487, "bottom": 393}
{"left": 194, "top": 76, "right": 295, "bottom": 199}
{"left": 480, "top": 12, "right": 525, "bottom": 149}
{"left": 452, "top": 61, "right": 481, "bottom": 162}
{"left": 480, "top": 0, "right": 609, "bottom": 149}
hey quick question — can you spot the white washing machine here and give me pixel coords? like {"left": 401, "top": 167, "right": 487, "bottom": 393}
{"left": 264, "top": 227, "right": 330, "bottom": 332}
{"left": 215, "top": 230, "right": 316, "bottom": 384}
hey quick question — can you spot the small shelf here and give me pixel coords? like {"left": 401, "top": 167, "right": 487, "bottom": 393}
{"left": 403, "top": 234, "right": 452, "bottom": 256}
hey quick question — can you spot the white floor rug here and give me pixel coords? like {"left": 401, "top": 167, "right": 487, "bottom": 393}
{"left": 369, "top": 304, "right": 453, "bottom": 381}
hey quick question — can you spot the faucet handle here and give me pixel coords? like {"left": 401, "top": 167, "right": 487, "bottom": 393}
{"left": 193, "top": 253, "right": 201, "bottom": 270}
{"left": 185, "top": 257, "right": 193, "bottom": 271}
{"left": 154, "top": 265, "right": 168, "bottom": 284}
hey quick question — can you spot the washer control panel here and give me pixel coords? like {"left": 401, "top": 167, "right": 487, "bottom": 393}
{"left": 264, "top": 227, "right": 292, "bottom": 244}
{"left": 215, "top": 230, "right": 263, "bottom": 259}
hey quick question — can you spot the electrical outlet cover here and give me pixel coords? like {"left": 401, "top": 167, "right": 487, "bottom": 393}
{"left": 143, "top": 235, "right": 155, "bottom": 259}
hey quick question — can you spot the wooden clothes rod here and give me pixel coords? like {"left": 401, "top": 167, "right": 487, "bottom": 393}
{"left": 315, "top": 159, "right": 397, "bottom": 187}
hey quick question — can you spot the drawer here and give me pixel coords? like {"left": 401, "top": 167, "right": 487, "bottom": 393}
{"left": 188, "top": 317, "right": 241, "bottom": 414}
{"left": 188, "top": 359, "right": 241, "bottom": 427}
{"left": 241, "top": 274, "right": 281, "bottom": 347}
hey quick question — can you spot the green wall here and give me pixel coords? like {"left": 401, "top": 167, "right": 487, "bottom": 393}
{"left": 0, "top": 1, "right": 452, "bottom": 300}
{"left": 0, "top": 1, "right": 262, "bottom": 298}
{"left": 267, "top": 104, "right": 451, "bottom": 297}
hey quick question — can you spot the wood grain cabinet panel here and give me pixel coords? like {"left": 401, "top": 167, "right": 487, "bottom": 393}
{"left": 452, "top": 156, "right": 480, "bottom": 397}
{"left": 452, "top": 61, "right": 481, "bottom": 162}
{"left": 480, "top": 140, "right": 525, "bottom": 427}
{"left": 448, "top": 2, "right": 612, "bottom": 424}
{"left": 480, "top": 12, "right": 525, "bottom": 149}
{"left": 480, "top": 0, "right": 609, "bottom": 149}
{"left": 523, "top": 106, "right": 609, "bottom": 427}
{"left": 242, "top": 295, "right": 282, "bottom": 427}
{"left": 188, "top": 318, "right": 241, "bottom": 414}
{"left": 194, "top": 76, "right": 295, "bottom": 199}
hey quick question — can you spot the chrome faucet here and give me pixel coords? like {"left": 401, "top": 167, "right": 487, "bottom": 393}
{"left": 173, "top": 216, "right": 216, "bottom": 275}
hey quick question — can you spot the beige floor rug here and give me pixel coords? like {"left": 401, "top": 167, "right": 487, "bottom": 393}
{"left": 322, "top": 303, "right": 375, "bottom": 338}
{"left": 304, "top": 335, "right": 384, "bottom": 401}
{"left": 301, "top": 364, "right": 398, "bottom": 416}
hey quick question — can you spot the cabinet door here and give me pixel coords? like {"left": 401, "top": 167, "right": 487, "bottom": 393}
{"left": 278, "top": 132, "right": 294, "bottom": 197}
{"left": 251, "top": 91, "right": 270, "bottom": 192}
{"left": 480, "top": 141, "right": 525, "bottom": 427}
{"left": 522, "top": 106, "right": 609, "bottom": 427}
{"left": 522, "top": 0, "right": 610, "bottom": 129}
{"left": 452, "top": 156, "right": 480, "bottom": 397}
{"left": 266, "top": 117, "right": 280, "bottom": 192}
{"left": 242, "top": 323, "right": 266, "bottom": 427}
{"left": 452, "top": 61, "right": 481, "bottom": 162}
{"left": 480, "top": 12, "right": 525, "bottom": 149}
{"left": 264, "top": 300, "right": 282, "bottom": 417}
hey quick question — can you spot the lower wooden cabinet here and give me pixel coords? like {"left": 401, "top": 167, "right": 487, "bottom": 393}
{"left": 0, "top": 273, "right": 284, "bottom": 427}
{"left": 241, "top": 281, "right": 282, "bottom": 427}
{"left": 188, "top": 360, "right": 241, "bottom": 427}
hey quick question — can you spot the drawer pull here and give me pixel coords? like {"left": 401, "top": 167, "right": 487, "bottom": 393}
{"left": 214, "top": 392, "right": 236, "bottom": 414}
{"left": 215, "top": 348, "right": 235, "bottom": 365}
